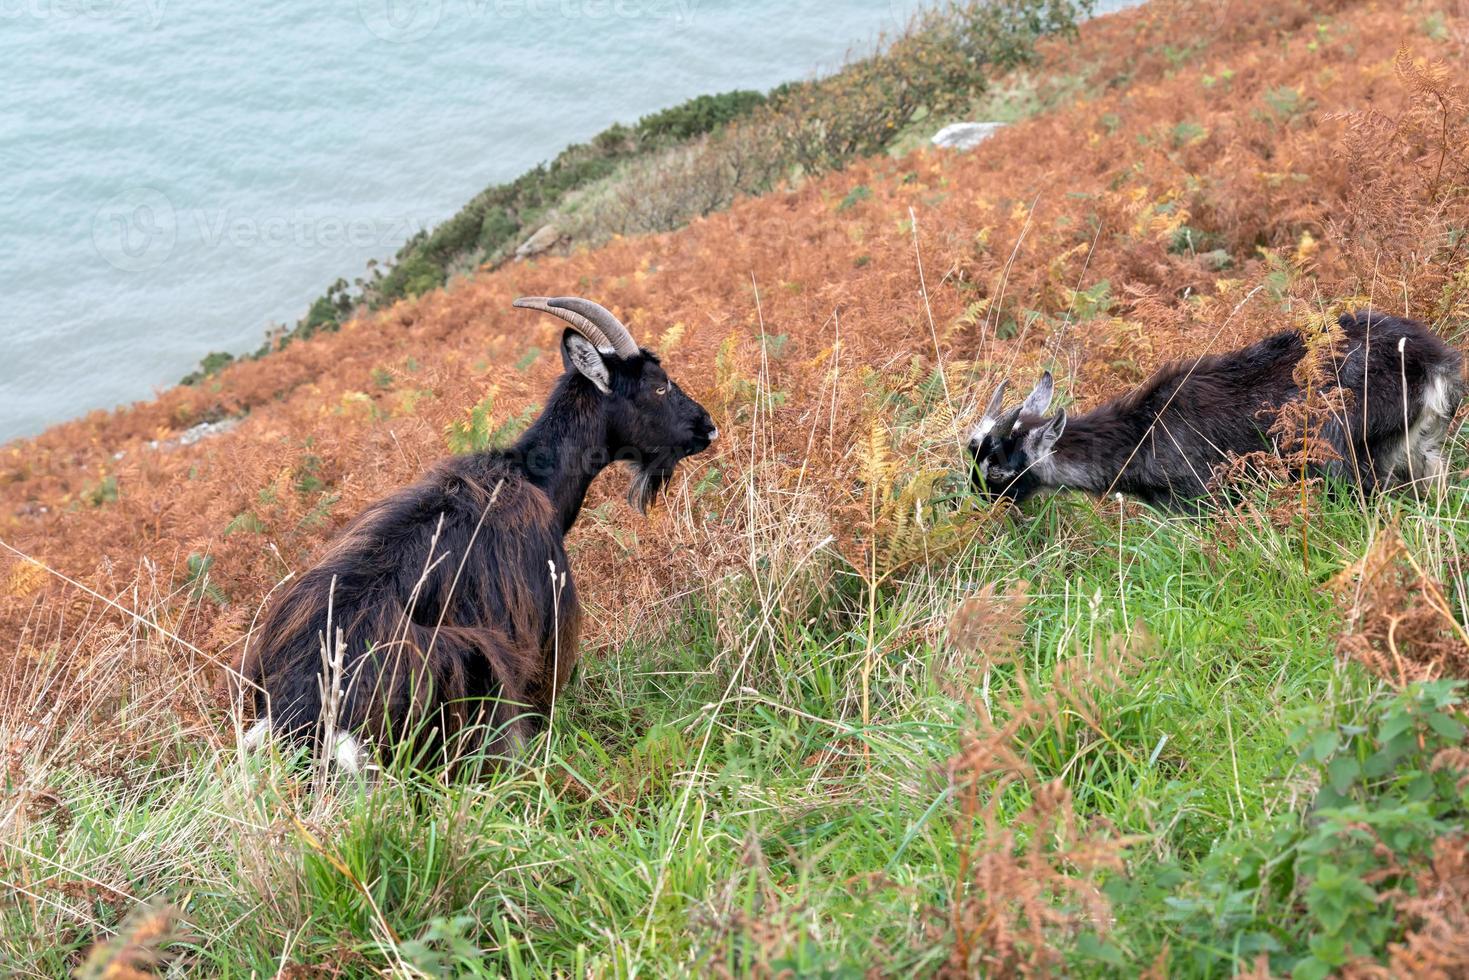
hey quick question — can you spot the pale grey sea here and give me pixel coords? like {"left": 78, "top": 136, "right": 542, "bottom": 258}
{"left": 0, "top": 0, "right": 1138, "bottom": 442}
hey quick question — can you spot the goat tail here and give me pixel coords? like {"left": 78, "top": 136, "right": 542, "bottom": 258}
{"left": 330, "top": 616, "right": 544, "bottom": 769}
{"left": 1416, "top": 360, "right": 1464, "bottom": 489}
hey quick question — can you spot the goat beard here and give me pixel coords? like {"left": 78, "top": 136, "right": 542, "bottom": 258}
{"left": 626, "top": 457, "right": 680, "bottom": 513}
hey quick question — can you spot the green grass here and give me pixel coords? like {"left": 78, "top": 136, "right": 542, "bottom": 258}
{"left": 6, "top": 457, "right": 1467, "bottom": 976}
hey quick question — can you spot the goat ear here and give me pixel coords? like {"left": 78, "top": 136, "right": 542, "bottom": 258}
{"left": 983, "top": 379, "right": 1009, "bottom": 422}
{"left": 561, "top": 329, "right": 611, "bottom": 394}
{"left": 969, "top": 379, "right": 1010, "bottom": 445}
{"left": 1036, "top": 409, "right": 1067, "bottom": 454}
{"left": 1020, "top": 371, "right": 1054, "bottom": 417}
{"left": 995, "top": 405, "right": 1022, "bottom": 439}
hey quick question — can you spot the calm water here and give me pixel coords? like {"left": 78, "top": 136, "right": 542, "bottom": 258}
{"left": 0, "top": 0, "right": 1135, "bottom": 442}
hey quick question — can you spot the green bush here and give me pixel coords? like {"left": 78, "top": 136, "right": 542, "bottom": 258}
{"left": 476, "top": 206, "right": 518, "bottom": 255}
{"left": 1160, "top": 681, "right": 1469, "bottom": 977}
{"left": 635, "top": 90, "right": 766, "bottom": 142}
{"left": 180, "top": 350, "right": 236, "bottom": 386}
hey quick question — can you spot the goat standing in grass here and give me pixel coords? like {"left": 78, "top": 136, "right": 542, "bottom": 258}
{"left": 969, "top": 311, "right": 1462, "bottom": 510}
{"left": 237, "top": 296, "right": 718, "bottom": 770}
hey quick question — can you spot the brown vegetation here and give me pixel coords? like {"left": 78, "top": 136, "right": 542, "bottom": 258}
{"left": 1333, "top": 524, "right": 1469, "bottom": 685}
{"left": 4, "top": 0, "right": 1469, "bottom": 972}
{"left": 940, "top": 584, "right": 1140, "bottom": 978}
{"left": 7, "top": 1, "right": 1465, "bottom": 690}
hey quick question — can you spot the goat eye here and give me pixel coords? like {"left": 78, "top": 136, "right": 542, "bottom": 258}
{"left": 655, "top": 385, "right": 668, "bottom": 396}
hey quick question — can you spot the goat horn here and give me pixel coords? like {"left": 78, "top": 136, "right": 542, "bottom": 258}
{"left": 548, "top": 297, "right": 641, "bottom": 358}
{"left": 996, "top": 406, "right": 1022, "bottom": 439}
{"left": 512, "top": 296, "right": 640, "bottom": 358}
{"left": 513, "top": 297, "right": 614, "bottom": 351}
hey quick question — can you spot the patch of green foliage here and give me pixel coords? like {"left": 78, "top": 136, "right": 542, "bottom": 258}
{"left": 1157, "top": 681, "right": 1469, "bottom": 977}
{"left": 8, "top": 467, "right": 1467, "bottom": 975}
{"left": 224, "top": 511, "right": 265, "bottom": 536}
{"left": 293, "top": 452, "right": 327, "bottom": 495}
{"left": 838, "top": 184, "right": 873, "bottom": 211}
{"left": 1170, "top": 119, "right": 1209, "bottom": 147}
{"left": 635, "top": 90, "right": 767, "bottom": 142}
{"left": 1170, "top": 224, "right": 1223, "bottom": 255}
{"left": 444, "top": 392, "right": 539, "bottom": 454}
{"left": 180, "top": 350, "right": 235, "bottom": 386}
{"left": 80, "top": 474, "right": 118, "bottom": 508}
{"left": 1259, "top": 85, "right": 1314, "bottom": 127}
{"left": 183, "top": 551, "right": 225, "bottom": 605}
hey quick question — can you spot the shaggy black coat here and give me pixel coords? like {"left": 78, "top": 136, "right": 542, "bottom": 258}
{"left": 971, "top": 311, "right": 1463, "bottom": 510}
{"left": 237, "top": 341, "right": 715, "bottom": 766}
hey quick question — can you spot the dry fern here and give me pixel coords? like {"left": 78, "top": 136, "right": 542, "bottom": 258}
{"left": 1331, "top": 525, "right": 1469, "bottom": 686}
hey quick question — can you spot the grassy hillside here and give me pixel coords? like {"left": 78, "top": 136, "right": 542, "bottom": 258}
{"left": 4, "top": 0, "right": 1469, "bottom": 975}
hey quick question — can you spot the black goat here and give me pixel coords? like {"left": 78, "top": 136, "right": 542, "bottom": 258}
{"left": 237, "top": 296, "right": 718, "bottom": 769}
{"left": 969, "top": 311, "right": 1462, "bottom": 510}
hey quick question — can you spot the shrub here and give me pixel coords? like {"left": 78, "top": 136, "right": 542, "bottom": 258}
{"left": 180, "top": 350, "right": 236, "bottom": 386}
{"left": 635, "top": 90, "right": 766, "bottom": 142}
{"left": 1162, "top": 682, "right": 1469, "bottom": 977}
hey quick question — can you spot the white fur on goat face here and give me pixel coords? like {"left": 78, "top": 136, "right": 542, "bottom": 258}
{"left": 968, "top": 419, "right": 1002, "bottom": 483}
{"left": 967, "top": 416, "right": 996, "bottom": 451}
{"left": 971, "top": 412, "right": 1067, "bottom": 493}
{"left": 1006, "top": 415, "right": 1067, "bottom": 478}
{"left": 969, "top": 372, "right": 1061, "bottom": 485}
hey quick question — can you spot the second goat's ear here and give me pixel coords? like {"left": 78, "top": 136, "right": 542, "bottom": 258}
{"left": 1036, "top": 409, "right": 1067, "bottom": 453}
{"left": 982, "top": 379, "right": 1009, "bottom": 423}
{"left": 561, "top": 329, "right": 611, "bottom": 394}
{"left": 1020, "top": 371, "right": 1054, "bottom": 417}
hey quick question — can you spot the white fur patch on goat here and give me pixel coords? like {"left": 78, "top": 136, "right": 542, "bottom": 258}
{"left": 243, "top": 719, "right": 272, "bottom": 751}
{"left": 968, "top": 417, "right": 996, "bottom": 446}
{"left": 243, "top": 719, "right": 365, "bottom": 775}
{"left": 1424, "top": 371, "right": 1457, "bottom": 418}
{"left": 332, "top": 732, "right": 365, "bottom": 774}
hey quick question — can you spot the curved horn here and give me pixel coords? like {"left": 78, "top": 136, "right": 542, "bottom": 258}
{"left": 512, "top": 296, "right": 620, "bottom": 353}
{"left": 545, "top": 297, "right": 640, "bottom": 358}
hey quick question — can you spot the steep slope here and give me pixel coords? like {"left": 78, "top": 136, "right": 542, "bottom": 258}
{"left": 5, "top": 1, "right": 1469, "bottom": 974}
{"left": 5, "top": 0, "right": 1462, "bottom": 665}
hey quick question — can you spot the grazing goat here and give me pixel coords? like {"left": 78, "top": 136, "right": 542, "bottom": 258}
{"left": 969, "top": 311, "right": 1462, "bottom": 510}
{"left": 237, "top": 296, "right": 718, "bottom": 770}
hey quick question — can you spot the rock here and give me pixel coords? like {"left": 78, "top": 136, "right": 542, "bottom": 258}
{"left": 147, "top": 417, "right": 240, "bottom": 451}
{"left": 931, "top": 122, "right": 1006, "bottom": 150}
{"left": 514, "top": 223, "right": 563, "bottom": 260}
